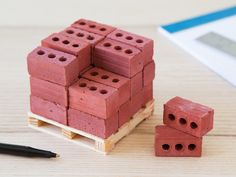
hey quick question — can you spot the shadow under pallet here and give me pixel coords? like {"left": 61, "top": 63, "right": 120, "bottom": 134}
{"left": 28, "top": 99, "right": 154, "bottom": 154}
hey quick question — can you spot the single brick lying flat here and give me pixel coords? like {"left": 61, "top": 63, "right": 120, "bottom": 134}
{"left": 155, "top": 125, "right": 202, "bottom": 157}
{"left": 68, "top": 108, "right": 118, "bottom": 139}
{"left": 94, "top": 38, "right": 144, "bottom": 78}
{"left": 41, "top": 33, "right": 91, "bottom": 73}
{"left": 82, "top": 67, "right": 130, "bottom": 106}
{"left": 107, "top": 29, "right": 153, "bottom": 65}
{"left": 27, "top": 46, "right": 79, "bottom": 86}
{"left": 163, "top": 96, "right": 214, "bottom": 137}
{"left": 30, "top": 77, "right": 68, "bottom": 107}
{"left": 30, "top": 95, "right": 67, "bottom": 125}
{"left": 69, "top": 78, "right": 119, "bottom": 119}
{"left": 60, "top": 27, "right": 104, "bottom": 47}
{"left": 71, "top": 18, "right": 116, "bottom": 36}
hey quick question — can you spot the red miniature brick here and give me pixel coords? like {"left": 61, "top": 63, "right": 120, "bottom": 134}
{"left": 30, "top": 77, "right": 68, "bottom": 107}
{"left": 82, "top": 67, "right": 130, "bottom": 106}
{"left": 163, "top": 96, "right": 214, "bottom": 137}
{"left": 68, "top": 108, "right": 118, "bottom": 139}
{"left": 131, "top": 71, "right": 142, "bottom": 97}
{"left": 69, "top": 78, "right": 119, "bottom": 119}
{"left": 118, "top": 100, "right": 132, "bottom": 127}
{"left": 143, "top": 82, "right": 153, "bottom": 106}
{"left": 130, "top": 90, "right": 143, "bottom": 116}
{"left": 27, "top": 46, "right": 79, "bottom": 86}
{"left": 71, "top": 19, "right": 116, "bottom": 36}
{"left": 94, "top": 38, "right": 144, "bottom": 78}
{"left": 41, "top": 33, "right": 91, "bottom": 73}
{"left": 107, "top": 29, "right": 154, "bottom": 65}
{"left": 30, "top": 95, "right": 67, "bottom": 125}
{"left": 155, "top": 125, "right": 202, "bottom": 157}
{"left": 143, "top": 60, "right": 155, "bottom": 86}
{"left": 60, "top": 27, "right": 104, "bottom": 47}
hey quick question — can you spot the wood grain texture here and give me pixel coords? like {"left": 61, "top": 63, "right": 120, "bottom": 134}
{"left": 0, "top": 21, "right": 236, "bottom": 177}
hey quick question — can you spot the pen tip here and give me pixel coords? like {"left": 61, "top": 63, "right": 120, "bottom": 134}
{"left": 56, "top": 154, "right": 60, "bottom": 158}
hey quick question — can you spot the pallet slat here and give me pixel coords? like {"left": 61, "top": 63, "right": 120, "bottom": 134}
{"left": 28, "top": 99, "right": 154, "bottom": 154}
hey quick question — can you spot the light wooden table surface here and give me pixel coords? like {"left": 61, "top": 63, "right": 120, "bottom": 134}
{"left": 1, "top": 9, "right": 236, "bottom": 177}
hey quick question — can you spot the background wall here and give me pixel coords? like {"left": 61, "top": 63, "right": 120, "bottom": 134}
{"left": 0, "top": 0, "right": 235, "bottom": 27}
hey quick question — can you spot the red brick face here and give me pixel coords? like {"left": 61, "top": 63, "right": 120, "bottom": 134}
{"left": 69, "top": 78, "right": 119, "bottom": 119}
{"left": 27, "top": 46, "right": 79, "bottom": 86}
{"left": 94, "top": 38, "right": 144, "bottom": 78}
{"left": 155, "top": 125, "right": 202, "bottom": 157}
{"left": 107, "top": 29, "right": 153, "bottom": 65}
{"left": 163, "top": 96, "right": 214, "bottom": 137}
{"left": 143, "top": 60, "right": 155, "bottom": 86}
{"left": 41, "top": 33, "right": 91, "bottom": 73}
{"left": 71, "top": 19, "right": 116, "bottom": 36}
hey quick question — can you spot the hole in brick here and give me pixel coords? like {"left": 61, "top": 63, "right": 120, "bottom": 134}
{"left": 87, "top": 35, "right": 94, "bottom": 40}
{"left": 77, "top": 33, "right": 84, "bottom": 37}
{"left": 188, "top": 144, "right": 196, "bottom": 151}
{"left": 190, "top": 122, "right": 198, "bottom": 129}
{"left": 72, "top": 44, "right": 79, "bottom": 48}
{"left": 168, "top": 114, "right": 175, "bottom": 121}
{"left": 112, "top": 78, "right": 119, "bottom": 83}
{"left": 52, "top": 37, "right": 60, "bottom": 41}
{"left": 136, "top": 39, "right": 143, "bottom": 43}
{"left": 62, "top": 40, "right": 70, "bottom": 45}
{"left": 104, "top": 43, "right": 111, "bottom": 47}
{"left": 175, "top": 144, "right": 183, "bottom": 151}
{"left": 79, "top": 21, "right": 86, "bottom": 25}
{"left": 179, "top": 118, "right": 187, "bottom": 125}
{"left": 79, "top": 83, "right": 87, "bottom": 87}
{"left": 101, "top": 75, "right": 109, "bottom": 79}
{"left": 66, "top": 30, "right": 74, "bottom": 34}
{"left": 48, "top": 54, "right": 56, "bottom": 58}
{"left": 125, "top": 49, "right": 133, "bottom": 54}
{"left": 90, "top": 71, "right": 99, "bottom": 76}
{"left": 89, "top": 86, "right": 97, "bottom": 91}
{"left": 162, "top": 144, "right": 170, "bottom": 151}
{"left": 126, "top": 36, "right": 133, "bottom": 40}
{"left": 100, "top": 89, "right": 108, "bottom": 94}
{"left": 116, "top": 33, "right": 123, "bottom": 37}
{"left": 89, "top": 24, "right": 96, "bottom": 28}
{"left": 37, "top": 50, "right": 45, "bottom": 55}
{"left": 100, "top": 28, "right": 106, "bottom": 31}
{"left": 114, "top": 46, "right": 122, "bottom": 50}
{"left": 49, "top": 110, "right": 53, "bottom": 113}
{"left": 58, "top": 57, "right": 67, "bottom": 62}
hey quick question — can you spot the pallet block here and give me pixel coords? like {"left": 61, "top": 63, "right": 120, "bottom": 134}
{"left": 28, "top": 99, "right": 154, "bottom": 154}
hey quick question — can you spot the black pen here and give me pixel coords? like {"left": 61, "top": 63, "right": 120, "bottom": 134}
{"left": 0, "top": 143, "right": 60, "bottom": 158}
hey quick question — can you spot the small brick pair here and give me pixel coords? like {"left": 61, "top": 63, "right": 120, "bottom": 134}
{"left": 155, "top": 96, "right": 214, "bottom": 157}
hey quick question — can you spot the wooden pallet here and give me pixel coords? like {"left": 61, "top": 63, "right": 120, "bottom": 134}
{"left": 28, "top": 99, "right": 154, "bottom": 154}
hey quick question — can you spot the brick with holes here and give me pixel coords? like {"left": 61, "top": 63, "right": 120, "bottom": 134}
{"left": 27, "top": 46, "right": 79, "bottom": 86}
{"left": 68, "top": 108, "right": 118, "bottom": 139}
{"left": 30, "top": 95, "right": 67, "bottom": 125}
{"left": 69, "top": 78, "right": 119, "bottom": 119}
{"left": 82, "top": 67, "right": 130, "bottom": 106}
{"left": 41, "top": 33, "right": 91, "bottom": 73}
{"left": 163, "top": 96, "right": 214, "bottom": 138}
{"left": 71, "top": 19, "right": 116, "bottom": 36}
{"left": 131, "top": 71, "right": 142, "bottom": 97}
{"left": 143, "top": 82, "right": 153, "bottom": 106}
{"left": 155, "top": 125, "right": 202, "bottom": 157}
{"left": 143, "top": 60, "right": 155, "bottom": 86}
{"left": 94, "top": 38, "right": 144, "bottom": 78}
{"left": 30, "top": 77, "right": 68, "bottom": 107}
{"left": 107, "top": 29, "right": 154, "bottom": 65}
{"left": 60, "top": 27, "right": 104, "bottom": 47}
{"left": 118, "top": 99, "right": 132, "bottom": 127}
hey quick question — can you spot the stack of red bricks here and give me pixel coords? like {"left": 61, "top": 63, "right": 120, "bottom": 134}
{"left": 155, "top": 97, "right": 214, "bottom": 157}
{"left": 27, "top": 19, "right": 155, "bottom": 139}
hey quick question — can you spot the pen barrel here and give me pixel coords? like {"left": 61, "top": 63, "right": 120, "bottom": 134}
{"left": 0, "top": 143, "right": 56, "bottom": 158}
